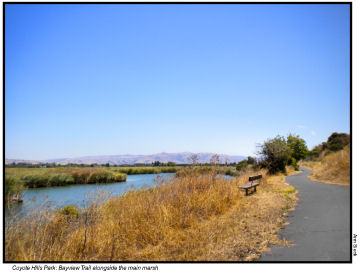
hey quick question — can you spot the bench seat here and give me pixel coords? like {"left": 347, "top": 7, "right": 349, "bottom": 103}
{"left": 239, "top": 174, "right": 262, "bottom": 196}
{"left": 238, "top": 182, "right": 260, "bottom": 189}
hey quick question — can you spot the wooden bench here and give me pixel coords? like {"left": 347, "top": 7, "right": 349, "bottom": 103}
{"left": 239, "top": 174, "right": 262, "bottom": 196}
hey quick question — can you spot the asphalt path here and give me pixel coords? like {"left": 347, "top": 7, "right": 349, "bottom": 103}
{"left": 259, "top": 167, "right": 351, "bottom": 262}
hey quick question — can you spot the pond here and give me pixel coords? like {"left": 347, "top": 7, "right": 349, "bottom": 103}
{"left": 5, "top": 173, "right": 235, "bottom": 221}
{"left": 5, "top": 173, "right": 175, "bottom": 220}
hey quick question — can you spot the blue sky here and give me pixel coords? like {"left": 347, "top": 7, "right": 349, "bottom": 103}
{"left": 5, "top": 4, "right": 350, "bottom": 160}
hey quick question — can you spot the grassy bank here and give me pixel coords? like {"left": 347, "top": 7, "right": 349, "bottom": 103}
{"left": 5, "top": 167, "right": 297, "bottom": 261}
{"left": 4, "top": 166, "right": 180, "bottom": 201}
{"left": 110, "top": 166, "right": 179, "bottom": 175}
{"left": 300, "top": 146, "right": 350, "bottom": 186}
{"left": 5, "top": 176, "right": 25, "bottom": 203}
{"left": 5, "top": 167, "right": 127, "bottom": 189}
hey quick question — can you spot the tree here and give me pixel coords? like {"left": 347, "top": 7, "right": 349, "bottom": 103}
{"left": 188, "top": 154, "right": 199, "bottom": 166}
{"left": 327, "top": 132, "right": 350, "bottom": 152}
{"left": 247, "top": 156, "right": 256, "bottom": 165}
{"left": 167, "top": 161, "right": 176, "bottom": 166}
{"left": 236, "top": 160, "right": 248, "bottom": 171}
{"left": 210, "top": 154, "right": 220, "bottom": 165}
{"left": 258, "top": 136, "right": 291, "bottom": 174}
{"left": 286, "top": 134, "right": 308, "bottom": 162}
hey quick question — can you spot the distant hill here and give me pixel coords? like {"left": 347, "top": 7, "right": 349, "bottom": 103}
{"left": 5, "top": 152, "right": 246, "bottom": 165}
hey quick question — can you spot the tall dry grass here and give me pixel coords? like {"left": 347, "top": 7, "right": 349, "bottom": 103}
{"left": 301, "top": 146, "right": 350, "bottom": 186}
{"left": 5, "top": 169, "right": 297, "bottom": 261}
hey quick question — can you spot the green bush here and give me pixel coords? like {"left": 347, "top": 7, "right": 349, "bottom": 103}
{"left": 258, "top": 136, "right": 291, "bottom": 174}
{"left": 57, "top": 205, "right": 80, "bottom": 219}
{"left": 327, "top": 132, "right": 350, "bottom": 152}
{"left": 288, "top": 157, "right": 299, "bottom": 170}
{"left": 236, "top": 160, "right": 248, "bottom": 171}
{"left": 306, "top": 133, "right": 350, "bottom": 160}
{"left": 247, "top": 156, "right": 256, "bottom": 165}
{"left": 307, "top": 147, "right": 321, "bottom": 160}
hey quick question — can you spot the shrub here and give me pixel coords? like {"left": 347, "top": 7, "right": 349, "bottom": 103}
{"left": 306, "top": 133, "right": 350, "bottom": 160}
{"left": 57, "top": 205, "right": 80, "bottom": 219}
{"left": 288, "top": 157, "right": 299, "bottom": 171}
{"left": 327, "top": 132, "right": 350, "bottom": 152}
{"left": 258, "top": 136, "right": 291, "bottom": 174}
{"left": 247, "top": 156, "right": 256, "bottom": 165}
{"left": 236, "top": 160, "right": 248, "bottom": 171}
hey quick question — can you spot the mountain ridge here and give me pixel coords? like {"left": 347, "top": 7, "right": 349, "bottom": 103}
{"left": 5, "top": 152, "right": 247, "bottom": 165}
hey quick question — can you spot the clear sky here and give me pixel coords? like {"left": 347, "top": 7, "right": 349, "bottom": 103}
{"left": 5, "top": 4, "right": 350, "bottom": 160}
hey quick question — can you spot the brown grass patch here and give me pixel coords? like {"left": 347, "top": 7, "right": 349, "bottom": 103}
{"left": 300, "top": 146, "right": 350, "bottom": 186}
{"left": 5, "top": 169, "right": 297, "bottom": 261}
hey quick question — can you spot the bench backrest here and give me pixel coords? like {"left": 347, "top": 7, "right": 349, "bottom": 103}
{"left": 249, "top": 174, "right": 262, "bottom": 182}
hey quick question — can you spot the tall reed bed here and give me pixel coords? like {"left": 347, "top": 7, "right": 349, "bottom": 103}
{"left": 5, "top": 176, "right": 25, "bottom": 203}
{"left": 5, "top": 167, "right": 127, "bottom": 189}
{"left": 5, "top": 168, "right": 297, "bottom": 261}
{"left": 111, "top": 166, "right": 178, "bottom": 175}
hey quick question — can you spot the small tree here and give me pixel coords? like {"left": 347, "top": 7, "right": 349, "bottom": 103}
{"left": 236, "top": 160, "right": 248, "bottom": 171}
{"left": 188, "top": 154, "right": 199, "bottom": 166}
{"left": 287, "top": 134, "right": 308, "bottom": 162}
{"left": 210, "top": 154, "right": 220, "bottom": 165}
{"left": 258, "top": 136, "right": 291, "bottom": 174}
{"left": 247, "top": 156, "right": 256, "bottom": 165}
{"left": 167, "top": 161, "right": 176, "bottom": 166}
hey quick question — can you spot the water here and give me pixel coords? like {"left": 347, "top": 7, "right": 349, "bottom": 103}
{"left": 5, "top": 173, "right": 174, "bottom": 220}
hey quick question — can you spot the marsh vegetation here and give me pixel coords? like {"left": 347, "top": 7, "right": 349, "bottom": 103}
{"left": 5, "top": 166, "right": 298, "bottom": 261}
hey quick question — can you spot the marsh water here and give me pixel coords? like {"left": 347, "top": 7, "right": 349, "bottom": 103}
{"left": 5, "top": 173, "right": 175, "bottom": 220}
{"left": 5, "top": 173, "right": 234, "bottom": 222}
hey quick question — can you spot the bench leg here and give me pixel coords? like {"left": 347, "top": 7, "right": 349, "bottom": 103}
{"left": 245, "top": 189, "right": 248, "bottom": 196}
{"left": 254, "top": 186, "right": 257, "bottom": 192}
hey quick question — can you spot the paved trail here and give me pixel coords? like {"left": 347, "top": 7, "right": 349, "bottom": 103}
{"left": 259, "top": 168, "right": 350, "bottom": 261}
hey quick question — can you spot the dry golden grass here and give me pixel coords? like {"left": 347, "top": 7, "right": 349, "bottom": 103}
{"left": 300, "top": 146, "right": 350, "bottom": 186}
{"left": 5, "top": 168, "right": 297, "bottom": 261}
